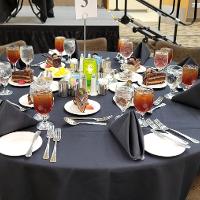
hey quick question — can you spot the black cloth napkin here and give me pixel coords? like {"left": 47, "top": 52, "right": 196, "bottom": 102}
{"left": 132, "top": 42, "right": 150, "bottom": 65}
{"left": 0, "top": 100, "right": 37, "bottom": 136}
{"left": 178, "top": 57, "right": 198, "bottom": 66}
{"left": 109, "top": 110, "right": 144, "bottom": 160}
{"left": 172, "top": 82, "right": 200, "bottom": 109}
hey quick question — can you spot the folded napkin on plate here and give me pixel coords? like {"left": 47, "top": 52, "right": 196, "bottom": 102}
{"left": 132, "top": 42, "right": 150, "bottom": 65}
{"left": 109, "top": 110, "right": 144, "bottom": 160}
{"left": 0, "top": 100, "right": 37, "bottom": 136}
{"left": 172, "top": 82, "right": 200, "bottom": 109}
{"left": 178, "top": 57, "right": 198, "bottom": 66}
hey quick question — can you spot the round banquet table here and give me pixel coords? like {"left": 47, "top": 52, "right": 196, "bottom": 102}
{"left": 0, "top": 52, "right": 200, "bottom": 200}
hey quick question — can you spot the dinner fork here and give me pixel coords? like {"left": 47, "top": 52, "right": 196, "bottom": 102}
{"left": 154, "top": 119, "right": 200, "bottom": 144}
{"left": 6, "top": 100, "right": 29, "bottom": 112}
{"left": 43, "top": 125, "right": 54, "bottom": 160}
{"left": 147, "top": 103, "right": 166, "bottom": 114}
{"left": 50, "top": 128, "right": 62, "bottom": 163}
{"left": 153, "top": 96, "right": 164, "bottom": 106}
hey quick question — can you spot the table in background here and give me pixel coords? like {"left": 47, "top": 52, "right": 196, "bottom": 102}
{"left": 0, "top": 52, "right": 200, "bottom": 200}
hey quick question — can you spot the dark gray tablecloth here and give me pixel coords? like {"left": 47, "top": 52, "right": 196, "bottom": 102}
{"left": 0, "top": 52, "right": 200, "bottom": 200}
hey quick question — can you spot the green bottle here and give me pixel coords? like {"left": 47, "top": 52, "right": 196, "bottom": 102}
{"left": 83, "top": 58, "right": 97, "bottom": 92}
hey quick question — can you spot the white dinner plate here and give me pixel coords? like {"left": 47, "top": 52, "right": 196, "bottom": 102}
{"left": 144, "top": 133, "right": 185, "bottom": 157}
{"left": 0, "top": 131, "right": 43, "bottom": 157}
{"left": 64, "top": 99, "right": 101, "bottom": 115}
{"left": 8, "top": 78, "right": 31, "bottom": 87}
{"left": 115, "top": 72, "right": 143, "bottom": 83}
{"left": 137, "top": 78, "right": 167, "bottom": 89}
{"left": 48, "top": 49, "right": 67, "bottom": 56}
{"left": 19, "top": 94, "right": 34, "bottom": 108}
{"left": 40, "top": 62, "right": 65, "bottom": 70}
{"left": 109, "top": 82, "right": 139, "bottom": 93}
{"left": 121, "top": 64, "right": 146, "bottom": 73}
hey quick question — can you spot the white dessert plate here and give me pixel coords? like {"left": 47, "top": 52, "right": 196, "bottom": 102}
{"left": 115, "top": 72, "right": 143, "bottom": 83}
{"left": 0, "top": 131, "right": 43, "bottom": 157}
{"left": 144, "top": 133, "right": 185, "bottom": 157}
{"left": 109, "top": 82, "right": 139, "bottom": 93}
{"left": 48, "top": 49, "right": 67, "bottom": 56}
{"left": 40, "top": 62, "right": 65, "bottom": 70}
{"left": 137, "top": 78, "right": 167, "bottom": 89}
{"left": 19, "top": 94, "right": 34, "bottom": 108}
{"left": 113, "top": 95, "right": 134, "bottom": 107}
{"left": 8, "top": 78, "right": 31, "bottom": 87}
{"left": 121, "top": 64, "right": 146, "bottom": 73}
{"left": 64, "top": 99, "right": 101, "bottom": 116}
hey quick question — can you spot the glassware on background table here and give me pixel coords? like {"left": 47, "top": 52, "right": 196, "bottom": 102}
{"left": 117, "top": 38, "right": 129, "bottom": 63}
{"left": 182, "top": 64, "right": 198, "bottom": 89}
{"left": 0, "top": 62, "right": 13, "bottom": 96}
{"left": 32, "top": 80, "right": 54, "bottom": 130}
{"left": 154, "top": 50, "right": 168, "bottom": 71}
{"left": 55, "top": 36, "right": 65, "bottom": 57}
{"left": 165, "top": 65, "right": 182, "bottom": 99}
{"left": 6, "top": 46, "right": 20, "bottom": 71}
{"left": 63, "top": 38, "right": 76, "bottom": 63}
{"left": 161, "top": 47, "right": 173, "bottom": 64}
{"left": 119, "top": 39, "right": 133, "bottom": 64}
{"left": 114, "top": 85, "right": 133, "bottom": 113}
{"left": 20, "top": 46, "right": 34, "bottom": 69}
{"left": 134, "top": 87, "right": 154, "bottom": 127}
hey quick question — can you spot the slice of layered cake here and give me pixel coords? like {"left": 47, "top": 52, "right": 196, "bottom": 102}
{"left": 12, "top": 68, "right": 34, "bottom": 84}
{"left": 143, "top": 68, "right": 166, "bottom": 85}
{"left": 73, "top": 88, "right": 89, "bottom": 112}
{"left": 46, "top": 53, "right": 61, "bottom": 68}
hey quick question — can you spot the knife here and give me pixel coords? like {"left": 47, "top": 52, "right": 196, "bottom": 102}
{"left": 25, "top": 131, "right": 41, "bottom": 158}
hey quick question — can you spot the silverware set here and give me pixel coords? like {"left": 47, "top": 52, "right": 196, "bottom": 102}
{"left": 146, "top": 118, "right": 199, "bottom": 148}
{"left": 64, "top": 115, "right": 113, "bottom": 126}
{"left": 43, "top": 127, "right": 62, "bottom": 163}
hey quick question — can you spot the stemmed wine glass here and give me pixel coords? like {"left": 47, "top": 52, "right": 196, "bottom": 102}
{"left": 119, "top": 39, "right": 133, "bottom": 64}
{"left": 6, "top": 46, "right": 20, "bottom": 71}
{"left": 31, "top": 79, "right": 54, "bottom": 130}
{"left": 165, "top": 65, "right": 182, "bottom": 99}
{"left": 117, "top": 38, "right": 129, "bottom": 63}
{"left": 20, "top": 46, "right": 34, "bottom": 69}
{"left": 63, "top": 38, "right": 76, "bottom": 63}
{"left": 114, "top": 85, "right": 133, "bottom": 114}
{"left": 161, "top": 47, "right": 173, "bottom": 65}
{"left": 134, "top": 87, "right": 154, "bottom": 127}
{"left": 154, "top": 50, "right": 168, "bottom": 71}
{"left": 0, "top": 62, "right": 13, "bottom": 95}
{"left": 182, "top": 64, "right": 198, "bottom": 90}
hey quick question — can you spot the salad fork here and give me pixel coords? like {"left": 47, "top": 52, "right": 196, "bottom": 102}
{"left": 43, "top": 125, "right": 54, "bottom": 160}
{"left": 154, "top": 119, "right": 199, "bottom": 144}
{"left": 153, "top": 96, "right": 164, "bottom": 106}
{"left": 50, "top": 128, "right": 62, "bottom": 163}
{"left": 147, "top": 103, "right": 166, "bottom": 114}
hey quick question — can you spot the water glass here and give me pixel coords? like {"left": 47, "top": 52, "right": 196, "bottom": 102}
{"left": 20, "top": 46, "right": 34, "bottom": 69}
{"left": 6, "top": 46, "right": 20, "bottom": 71}
{"left": 0, "top": 62, "right": 13, "bottom": 95}
{"left": 119, "top": 39, "right": 133, "bottom": 63}
{"left": 165, "top": 65, "right": 182, "bottom": 99}
{"left": 64, "top": 38, "right": 76, "bottom": 63}
{"left": 114, "top": 85, "right": 133, "bottom": 113}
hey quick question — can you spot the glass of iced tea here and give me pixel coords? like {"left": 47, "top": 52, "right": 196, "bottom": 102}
{"left": 32, "top": 80, "right": 54, "bottom": 130}
{"left": 119, "top": 39, "right": 133, "bottom": 64}
{"left": 134, "top": 87, "right": 154, "bottom": 127}
{"left": 161, "top": 47, "right": 173, "bottom": 64}
{"left": 182, "top": 64, "right": 198, "bottom": 89}
{"left": 55, "top": 36, "right": 65, "bottom": 56}
{"left": 154, "top": 50, "right": 168, "bottom": 71}
{"left": 6, "top": 46, "right": 20, "bottom": 71}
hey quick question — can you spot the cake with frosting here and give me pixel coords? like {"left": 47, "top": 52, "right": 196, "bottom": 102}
{"left": 143, "top": 68, "right": 166, "bottom": 85}
{"left": 12, "top": 68, "right": 34, "bottom": 84}
{"left": 46, "top": 53, "right": 61, "bottom": 68}
{"left": 122, "top": 58, "right": 141, "bottom": 72}
{"left": 73, "top": 88, "right": 89, "bottom": 112}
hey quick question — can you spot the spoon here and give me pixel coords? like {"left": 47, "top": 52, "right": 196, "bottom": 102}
{"left": 64, "top": 118, "right": 107, "bottom": 126}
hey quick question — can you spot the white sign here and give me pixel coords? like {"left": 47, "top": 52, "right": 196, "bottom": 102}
{"left": 75, "top": 0, "right": 97, "bottom": 19}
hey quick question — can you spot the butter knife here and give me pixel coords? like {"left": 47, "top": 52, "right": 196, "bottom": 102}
{"left": 25, "top": 131, "right": 41, "bottom": 158}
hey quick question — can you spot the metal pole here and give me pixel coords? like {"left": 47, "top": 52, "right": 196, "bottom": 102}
{"left": 120, "top": 0, "right": 130, "bottom": 24}
{"left": 158, "top": 0, "right": 162, "bottom": 31}
{"left": 84, "top": 17, "right": 87, "bottom": 57}
{"left": 114, "top": 0, "right": 120, "bottom": 11}
{"left": 173, "top": 0, "right": 181, "bottom": 43}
